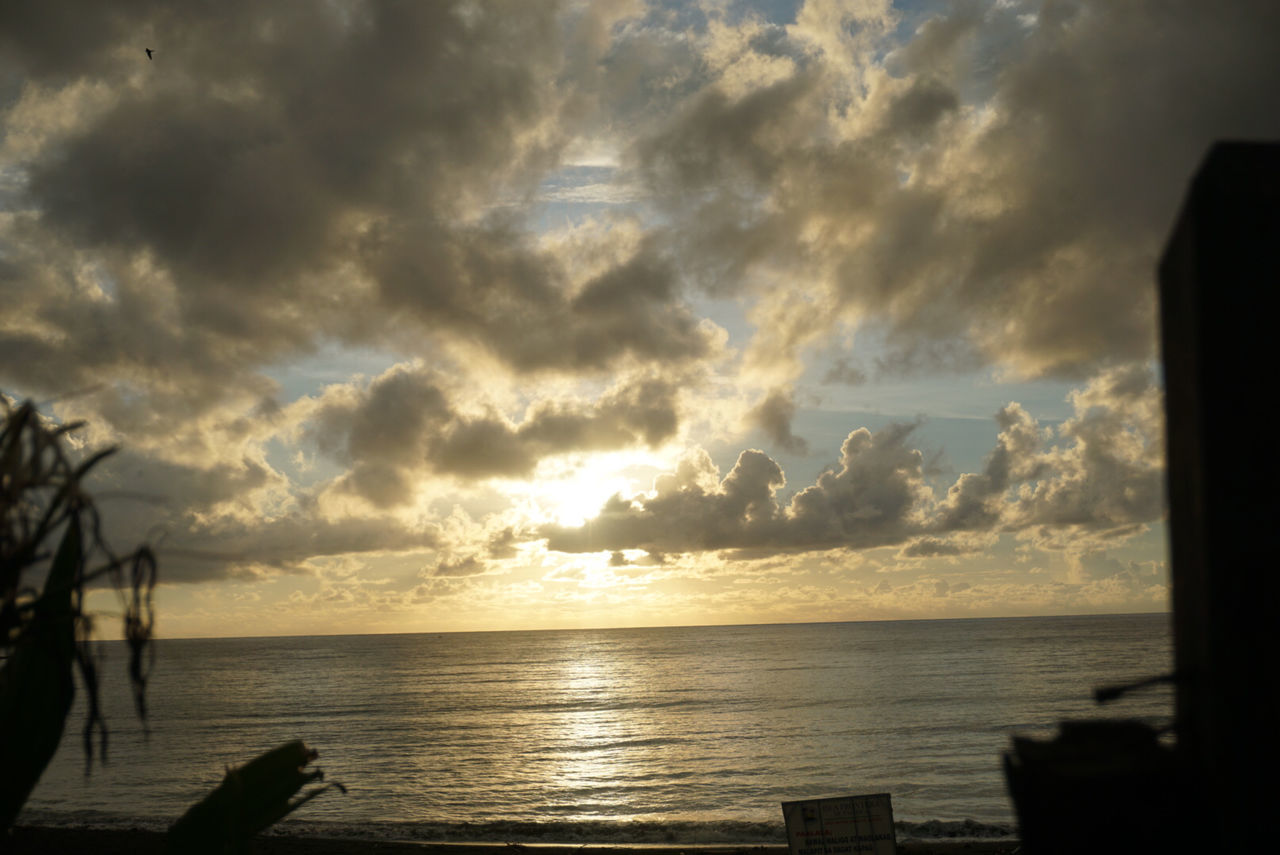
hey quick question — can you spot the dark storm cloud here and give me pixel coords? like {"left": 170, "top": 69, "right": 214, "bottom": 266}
{"left": 311, "top": 365, "right": 683, "bottom": 504}
{"left": 633, "top": 0, "right": 1280, "bottom": 378}
{"left": 542, "top": 367, "right": 1164, "bottom": 558}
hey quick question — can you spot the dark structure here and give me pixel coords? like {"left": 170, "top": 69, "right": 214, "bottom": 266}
{"left": 1005, "top": 142, "right": 1280, "bottom": 852}
{"left": 1159, "top": 141, "right": 1280, "bottom": 853}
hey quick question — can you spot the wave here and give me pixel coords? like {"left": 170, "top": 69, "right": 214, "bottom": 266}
{"left": 17, "top": 811, "right": 1016, "bottom": 844}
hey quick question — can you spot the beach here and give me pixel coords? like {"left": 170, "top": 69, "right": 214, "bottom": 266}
{"left": 5, "top": 828, "right": 1020, "bottom": 854}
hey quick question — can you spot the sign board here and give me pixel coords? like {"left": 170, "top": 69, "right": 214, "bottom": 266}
{"left": 781, "top": 793, "right": 896, "bottom": 855}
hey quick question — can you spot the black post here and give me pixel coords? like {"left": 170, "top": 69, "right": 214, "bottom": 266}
{"left": 1158, "top": 141, "right": 1280, "bottom": 852}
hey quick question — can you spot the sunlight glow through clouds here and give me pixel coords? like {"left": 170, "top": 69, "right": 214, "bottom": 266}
{"left": 507, "top": 449, "right": 677, "bottom": 528}
{"left": 3, "top": 0, "right": 1277, "bottom": 635}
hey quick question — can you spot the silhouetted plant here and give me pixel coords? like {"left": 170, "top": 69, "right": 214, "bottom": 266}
{"left": 1, "top": 399, "right": 344, "bottom": 847}
{"left": 167, "top": 740, "right": 346, "bottom": 854}
{"left": 0, "top": 398, "right": 156, "bottom": 833}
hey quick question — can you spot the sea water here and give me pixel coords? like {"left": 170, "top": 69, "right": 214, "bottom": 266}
{"left": 19, "top": 613, "right": 1173, "bottom": 843}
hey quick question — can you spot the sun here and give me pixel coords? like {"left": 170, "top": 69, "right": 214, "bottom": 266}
{"left": 512, "top": 449, "right": 670, "bottom": 528}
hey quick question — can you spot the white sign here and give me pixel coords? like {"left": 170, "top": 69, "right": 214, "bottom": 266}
{"left": 781, "top": 793, "right": 897, "bottom": 855}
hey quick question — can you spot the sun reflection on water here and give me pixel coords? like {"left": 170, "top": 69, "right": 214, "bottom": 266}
{"left": 535, "top": 637, "right": 675, "bottom": 819}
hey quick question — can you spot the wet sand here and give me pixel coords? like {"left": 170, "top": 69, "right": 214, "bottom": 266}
{"left": 5, "top": 827, "right": 1019, "bottom": 854}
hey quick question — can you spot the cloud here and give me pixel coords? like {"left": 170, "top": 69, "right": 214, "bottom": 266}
{"left": 542, "top": 420, "right": 932, "bottom": 556}
{"left": 542, "top": 366, "right": 1164, "bottom": 559}
{"left": 430, "top": 555, "right": 488, "bottom": 579}
{"left": 1007, "top": 364, "right": 1165, "bottom": 538}
{"left": 365, "top": 224, "right": 716, "bottom": 374}
{"left": 74, "top": 439, "right": 443, "bottom": 583}
{"left": 543, "top": 446, "right": 782, "bottom": 555}
{"left": 898, "top": 536, "right": 980, "bottom": 559}
{"left": 933, "top": 401, "right": 1045, "bottom": 534}
{"left": 310, "top": 363, "right": 684, "bottom": 504}
{"left": 0, "top": 0, "right": 717, "bottom": 437}
{"left": 3, "top": 0, "right": 1268, "bottom": 406}
{"left": 95, "top": 448, "right": 279, "bottom": 517}
{"left": 783, "top": 422, "right": 933, "bottom": 550}
{"left": 4, "top": 1, "right": 1238, "bottom": 425}
{"left": 159, "top": 513, "right": 442, "bottom": 582}
{"left": 0, "top": 1, "right": 1203, "bottom": 617}
{"left": 746, "top": 387, "right": 810, "bottom": 454}
{"left": 630, "top": 0, "right": 1280, "bottom": 379}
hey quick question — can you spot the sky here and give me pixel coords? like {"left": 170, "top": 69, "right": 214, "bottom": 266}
{"left": 2, "top": 0, "right": 1277, "bottom": 638}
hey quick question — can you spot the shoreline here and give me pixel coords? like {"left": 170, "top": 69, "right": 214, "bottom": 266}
{"left": 6, "top": 827, "right": 1020, "bottom": 855}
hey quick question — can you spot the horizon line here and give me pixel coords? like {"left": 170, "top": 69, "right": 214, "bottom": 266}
{"left": 100, "top": 610, "right": 1171, "bottom": 643}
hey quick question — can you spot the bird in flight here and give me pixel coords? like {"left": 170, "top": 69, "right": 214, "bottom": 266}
{"left": 145, "top": 48, "right": 153, "bottom": 60}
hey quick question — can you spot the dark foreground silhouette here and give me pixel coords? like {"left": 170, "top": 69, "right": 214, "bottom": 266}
{"left": 1003, "top": 141, "right": 1280, "bottom": 855}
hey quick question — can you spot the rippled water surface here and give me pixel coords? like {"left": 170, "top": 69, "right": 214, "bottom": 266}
{"left": 23, "top": 614, "right": 1172, "bottom": 839}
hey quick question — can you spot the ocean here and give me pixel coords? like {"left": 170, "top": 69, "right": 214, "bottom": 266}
{"left": 18, "top": 613, "right": 1173, "bottom": 844}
